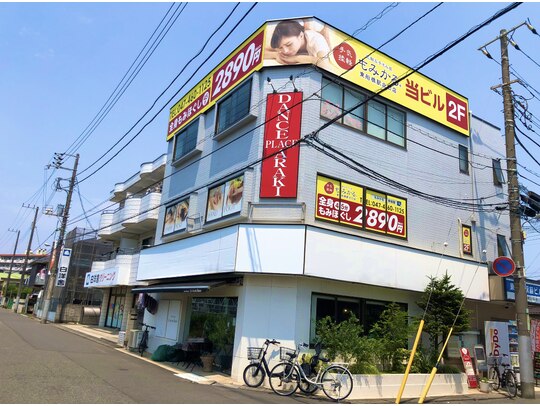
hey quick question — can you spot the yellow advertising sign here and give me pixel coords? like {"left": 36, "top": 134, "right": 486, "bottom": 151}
{"left": 167, "top": 26, "right": 266, "bottom": 140}
{"left": 365, "top": 189, "right": 387, "bottom": 234}
{"left": 316, "top": 175, "right": 341, "bottom": 223}
{"left": 263, "top": 18, "right": 469, "bottom": 136}
{"left": 168, "top": 17, "right": 469, "bottom": 140}
{"left": 386, "top": 195, "right": 407, "bottom": 238}
{"left": 315, "top": 175, "right": 407, "bottom": 238}
{"left": 462, "top": 224, "right": 472, "bottom": 255}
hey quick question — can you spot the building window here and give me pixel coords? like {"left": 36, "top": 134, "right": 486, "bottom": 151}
{"left": 459, "top": 144, "right": 469, "bottom": 174}
{"left": 321, "top": 78, "right": 365, "bottom": 131}
{"left": 497, "top": 234, "right": 509, "bottom": 257}
{"left": 310, "top": 293, "right": 407, "bottom": 342}
{"left": 320, "top": 78, "right": 405, "bottom": 147}
{"left": 173, "top": 119, "right": 199, "bottom": 162}
{"left": 493, "top": 159, "right": 505, "bottom": 186}
{"left": 216, "top": 79, "right": 252, "bottom": 134}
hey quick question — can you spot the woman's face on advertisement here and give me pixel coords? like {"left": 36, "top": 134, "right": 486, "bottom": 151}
{"left": 278, "top": 32, "right": 304, "bottom": 56}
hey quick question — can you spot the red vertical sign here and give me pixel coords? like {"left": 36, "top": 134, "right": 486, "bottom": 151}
{"left": 260, "top": 92, "right": 303, "bottom": 198}
{"left": 459, "top": 348, "right": 478, "bottom": 388}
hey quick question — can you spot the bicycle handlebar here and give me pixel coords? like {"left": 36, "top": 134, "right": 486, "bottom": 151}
{"left": 264, "top": 339, "right": 280, "bottom": 345}
{"left": 141, "top": 323, "right": 156, "bottom": 329}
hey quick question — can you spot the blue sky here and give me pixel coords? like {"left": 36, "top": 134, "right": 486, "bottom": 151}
{"left": 1, "top": 2, "right": 540, "bottom": 278}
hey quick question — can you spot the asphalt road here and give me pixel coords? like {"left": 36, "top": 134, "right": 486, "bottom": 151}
{"left": 0, "top": 309, "right": 324, "bottom": 404}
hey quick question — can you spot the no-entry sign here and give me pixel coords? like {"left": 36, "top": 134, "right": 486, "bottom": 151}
{"left": 492, "top": 256, "right": 516, "bottom": 277}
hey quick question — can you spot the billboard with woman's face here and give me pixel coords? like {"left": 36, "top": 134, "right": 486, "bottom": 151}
{"left": 168, "top": 17, "right": 469, "bottom": 140}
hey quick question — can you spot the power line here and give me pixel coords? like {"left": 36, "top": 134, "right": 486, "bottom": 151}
{"left": 50, "top": 3, "right": 437, "bottom": 228}
{"left": 76, "top": 2, "right": 252, "bottom": 181}
{"left": 68, "top": 3, "right": 517, "bottom": 228}
{"left": 65, "top": 3, "right": 183, "bottom": 155}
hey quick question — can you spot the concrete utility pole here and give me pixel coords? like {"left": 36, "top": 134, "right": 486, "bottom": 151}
{"left": 2, "top": 229, "right": 20, "bottom": 307}
{"left": 479, "top": 23, "right": 536, "bottom": 399}
{"left": 41, "top": 153, "right": 79, "bottom": 324}
{"left": 13, "top": 205, "right": 39, "bottom": 313}
{"left": 499, "top": 27, "right": 535, "bottom": 400}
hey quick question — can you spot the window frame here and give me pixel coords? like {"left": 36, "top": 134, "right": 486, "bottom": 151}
{"left": 497, "top": 234, "right": 509, "bottom": 257}
{"left": 493, "top": 158, "right": 505, "bottom": 186}
{"left": 459, "top": 144, "right": 469, "bottom": 175}
{"left": 320, "top": 77, "right": 406, "bottom": 148}
{"left": 309, "top": 292, "right": 408, "bottom": 343}
{"left": 215, "top": 78, "right": 253, "bottom": 135}
{"left": 172, "top": 118, "right": 201, "bottom": 164}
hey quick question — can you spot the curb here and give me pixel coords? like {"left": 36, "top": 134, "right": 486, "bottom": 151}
{"left": 55, "top": 324, "right": 121, "bottom": 349}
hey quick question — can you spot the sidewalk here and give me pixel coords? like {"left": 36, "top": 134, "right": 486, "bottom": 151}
{"left": 55, "top": 322, "right": 238, "bottom": 388}
{"left": 56, "top": 322, "right": 539, "bottom": 403}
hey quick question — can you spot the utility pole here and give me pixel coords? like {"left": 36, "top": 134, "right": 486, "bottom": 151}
{"left": 41, "top": 153, "right": 79, "bottom": 324}
{"left": 2, "top": 229, "right": 20, "bottom": 307}
{"left": 479, "top": 22, "right": 535, "bottom": 399}
{"left": 13, "top": 205, "right": 39, "bottom": 313}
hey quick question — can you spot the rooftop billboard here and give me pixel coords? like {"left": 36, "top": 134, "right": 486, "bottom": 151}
{"left": 167, "top": 17, "right": 470, "bottom": 140}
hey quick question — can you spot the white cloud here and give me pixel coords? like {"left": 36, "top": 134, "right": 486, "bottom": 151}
{"left": 34, "top": 48, "right": 55, "bottom": 60}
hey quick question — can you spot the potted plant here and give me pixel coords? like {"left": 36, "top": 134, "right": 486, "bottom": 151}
{"left": 200, "top": 351, "right": 215, "bottom": 372}
{"left": 478, "top": 377, "right": 491, "bottom": 393}
{"left": 205, "top": 314, "right": 235, "bottom": 372}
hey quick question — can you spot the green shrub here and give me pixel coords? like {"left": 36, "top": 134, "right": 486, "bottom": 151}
{"left": 316, "top": 314, "right": 379, "bottom": 374}
{"left": 369, "top": 303, "right": 412, "bottom": 372}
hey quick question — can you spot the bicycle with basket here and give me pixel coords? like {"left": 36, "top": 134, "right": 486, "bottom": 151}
{"left": 243, "top": 339, "right": 281, "bottom": 387}
{"left": 269, "top": 342, "right": 354, "bottom": 401}
{"left": 487, "top": 353, "right": 519, "bottom": 398}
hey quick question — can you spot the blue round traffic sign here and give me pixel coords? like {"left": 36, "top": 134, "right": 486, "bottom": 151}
{"left": 492, "top": 256, "right": 516, "bottom": 277}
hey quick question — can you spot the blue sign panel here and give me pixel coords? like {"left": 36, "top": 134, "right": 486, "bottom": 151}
{"left": 505, "top": 278, "right": 540, "bottom": 304}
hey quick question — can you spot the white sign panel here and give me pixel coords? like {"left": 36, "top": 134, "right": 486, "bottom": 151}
{"left": 84, "top": 269, "right": 119, "bottom": 287}
{"left": 55, "top": 248, "right": 72, "bottom": 287}
{"left": 484, "top": 321, "right": 510, "bottom": 359}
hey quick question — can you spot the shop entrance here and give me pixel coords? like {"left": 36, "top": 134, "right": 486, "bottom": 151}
{"left": 105, "top": 286, "right": 127, "bottom": 329}
{"left": 188, "top": 297, "right": 238, "bottom": 374}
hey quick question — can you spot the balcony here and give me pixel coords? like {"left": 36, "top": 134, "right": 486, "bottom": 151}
{"left": 87, "top": 248, "right": 141, "bottom": 287}
{"left": 98, "top": 193, "right": 161, "bottom": 239}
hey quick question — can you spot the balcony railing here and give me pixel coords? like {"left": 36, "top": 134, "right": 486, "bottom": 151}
{"left": 98, "top": 193, "right": 161, "bottom": 237}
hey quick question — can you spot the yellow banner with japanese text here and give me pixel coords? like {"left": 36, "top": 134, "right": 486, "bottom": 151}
{"left": 263, "top": 18, "right": 470, "bottom": 136}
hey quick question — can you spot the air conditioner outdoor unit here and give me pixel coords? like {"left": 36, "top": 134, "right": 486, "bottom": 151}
{"left": 128, "top": 329, "right": 143, "bottom": 350}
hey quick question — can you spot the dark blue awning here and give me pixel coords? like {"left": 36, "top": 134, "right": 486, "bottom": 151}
{"left": 131, "top": 280, "right": 227, "bottom": 294}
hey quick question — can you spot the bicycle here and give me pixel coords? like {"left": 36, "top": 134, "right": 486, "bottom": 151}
{"left": 243, "top": 339, "right": 281, "bottom": 387}
{"left": 138, "top": 323, "right": 156, "bottom": 357}
{"left": 488, "top": 353, "right": 518, "bottom": 398}
{"left": 268, "top": 342, "right": 354, "bottom": 401}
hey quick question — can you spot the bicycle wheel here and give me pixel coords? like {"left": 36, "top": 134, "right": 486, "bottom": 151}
{"left": 269, "top": 362, "right": 300, "bottom": 396}
{"left": 505, "top": 371, "right": 517, "bottom": 398}
{"left": 299, "top": 378, "right": 319, "bottom": 394}
{"left": 488, "top": 367, "right": 500, "bottom": 391}
{"left": 321, "top": 365, "right": 354, "bottom": 401}
{"left": 138, "top": 332, "right": 148, "bottom": 356}
{"left": 243, "top": 363, "right": 266, "bottom": 388}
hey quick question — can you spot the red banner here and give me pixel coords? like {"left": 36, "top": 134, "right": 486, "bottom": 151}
{"left": 459, "top": 348, "right": 478, "bottom": 388}
{"left": 260, "top": 92, "right": 303, "bottom": 198}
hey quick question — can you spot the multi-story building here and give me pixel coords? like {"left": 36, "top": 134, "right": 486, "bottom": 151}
{"left": 85, "top": 155, "right": 166, "bottom": 334}
{"left": 0, "top": 252, "right": 47, "bottom": 301}
{"left": 0, "top": 253, "right": 48, "bottom": 274}
{"left": 130, "top": 17, "right": 522, "bottom": 382}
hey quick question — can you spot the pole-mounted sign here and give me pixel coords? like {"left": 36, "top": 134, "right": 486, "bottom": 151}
{"left": 492, "top": 256, "right": 516, "bottom": 277}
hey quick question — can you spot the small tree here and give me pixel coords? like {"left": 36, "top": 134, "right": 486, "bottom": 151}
{"left": 416, "top": 273, "right": 470, "bottom": 362}
{"left": 369, "top": 303, "right": 413, "bottom": 372}
{"left": 316, "top": 314, "right": 379, "bottom": 374}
